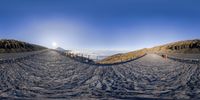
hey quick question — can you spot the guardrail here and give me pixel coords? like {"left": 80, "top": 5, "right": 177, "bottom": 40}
{"left": 55, "top": 50, "right": 96, "bottom": 64}
{"left": 157, "top": 53, "right": 200, "bottom": 64}
{"left": 167, "top": 56, "right": 200, "bottom": 64}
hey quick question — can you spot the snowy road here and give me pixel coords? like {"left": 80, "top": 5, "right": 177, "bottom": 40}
{"left": 0, "top": 50, "right": 199, "bottom": 99}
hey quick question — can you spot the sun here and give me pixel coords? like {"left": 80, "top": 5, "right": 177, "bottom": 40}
{"left": 52, "top": 42, "right": 57, "bottom": 48}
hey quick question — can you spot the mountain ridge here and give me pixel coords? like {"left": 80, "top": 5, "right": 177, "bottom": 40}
{"left": 56, "top": 47, "right": 66, "bottom": 52}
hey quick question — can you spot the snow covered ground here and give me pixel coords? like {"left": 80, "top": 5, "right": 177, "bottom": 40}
{"left": 0, "top": 50, "right": 200, "bottom": 99}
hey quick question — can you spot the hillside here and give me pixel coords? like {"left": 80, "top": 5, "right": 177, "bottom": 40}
{"left": 97, "top": 49, "right": 147, "bottom": 64}
{"left": 98, "top": 39, "right": 200, "bottom": 64}
{"left": 148, "top": 39, "right": 200, "bottom": 53}
{"left": 0, "top": 39, "right": 47, "bottom": 53}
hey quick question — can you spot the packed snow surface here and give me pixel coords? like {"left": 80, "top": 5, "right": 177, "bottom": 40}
{"left": 0, "top": 50, "right": 200, "bottom": 99}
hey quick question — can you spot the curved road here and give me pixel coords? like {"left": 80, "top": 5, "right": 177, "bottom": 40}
{"left": 0, "top": 50, "right": 199, "bottom": 99}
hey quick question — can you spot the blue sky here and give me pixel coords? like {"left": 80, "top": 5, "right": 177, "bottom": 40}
{"left": 0, "top": 0, "right": 200, "bottom": 50}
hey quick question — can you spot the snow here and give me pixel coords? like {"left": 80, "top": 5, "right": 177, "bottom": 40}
{"left": 0, "top": 50, "right": 200, "bottom": 99}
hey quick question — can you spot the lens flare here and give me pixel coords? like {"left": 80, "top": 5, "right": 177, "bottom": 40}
{"left": 52, "top": 42, "right": 57, "bottom": 48}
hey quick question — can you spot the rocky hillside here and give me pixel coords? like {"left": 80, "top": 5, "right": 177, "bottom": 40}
{"left": 0, "top": 39, "right": 47, "bottom": 53}
{"left": 98, "top": 39, "right": 200, "bottom": 64}
{"left": 148, "top": 39, "right": 200, "bottom": 53}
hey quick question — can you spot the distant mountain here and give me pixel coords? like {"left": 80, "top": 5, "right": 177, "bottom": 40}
{"left": 0, "top": 39, "right": 47, "bottom": 53}
{"left": 98, "top": 39, "right": 200, "bottom": 64}
{"left": 56, "top": 47, "right": 66, "bottom": 52}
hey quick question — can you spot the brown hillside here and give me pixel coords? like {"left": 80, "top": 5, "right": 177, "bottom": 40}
{"left": 148, "top": 39, "right": 200, "bottom": 53}
{"left": 97, "top": 48, "right": 147, "bottom": 64}
{"left": 0, "top": 39, "right": 47, "bottom": 53}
